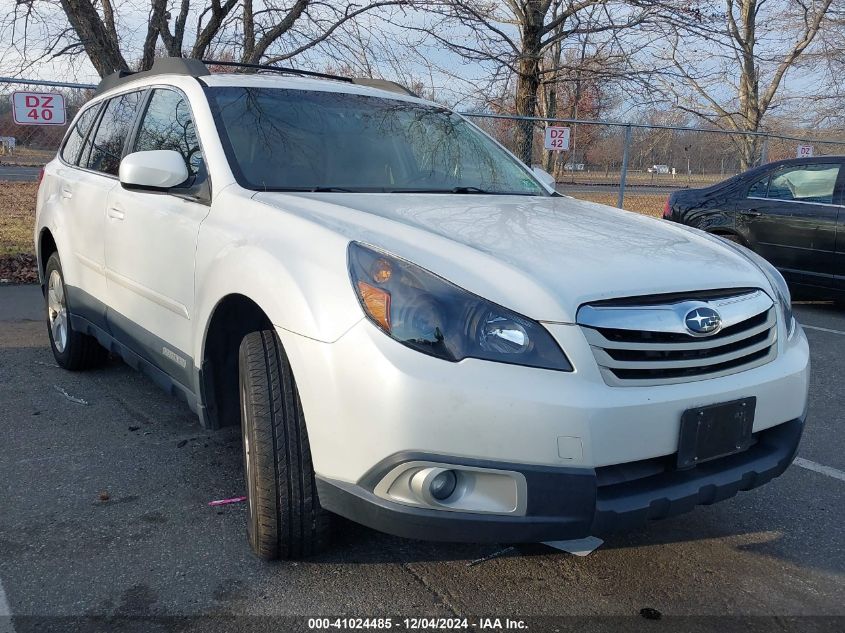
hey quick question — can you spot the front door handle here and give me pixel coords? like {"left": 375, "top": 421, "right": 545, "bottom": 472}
{"left": 107, "top": 207, "right": 125, "bottom": 221}
{"left": 738, "top": 209, "right": 762, "bottom": 217}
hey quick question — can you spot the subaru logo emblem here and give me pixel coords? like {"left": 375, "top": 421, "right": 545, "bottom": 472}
{"left": 685, "top": 307, "right": 722, "bottom": 335}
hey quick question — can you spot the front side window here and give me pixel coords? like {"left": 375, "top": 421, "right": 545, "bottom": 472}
{"left": 766, "top": 164, "right": 840, "bottom": 204}
{"left": 61, "top": 105, "right": 100, "bottom": 165}
{"left": 133, "top": 89, "right": 201, "bottom": 175}
{"left": 207, "top": 87, "right": 546, "bottom": 195}
{"left": 85, "top": 91, "right": 142, "bottom": 176}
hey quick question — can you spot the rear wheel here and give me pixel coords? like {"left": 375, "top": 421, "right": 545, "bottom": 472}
{"left": 44, "top": 252, "right": 107, "bottom": 370}
{"left": 238, "top": 330, "right": 331, "bottom": 559}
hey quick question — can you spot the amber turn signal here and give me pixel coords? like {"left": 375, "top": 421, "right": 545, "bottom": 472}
{"left": 357, "top": 281, "right": 391, "bottom": 331}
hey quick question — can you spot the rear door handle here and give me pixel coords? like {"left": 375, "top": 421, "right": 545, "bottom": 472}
{"left": 739, "top": 209, "right": 762, "bottom": 217}
{"left": 60, "top": 187, "right": 73, "bottom": 200}
{"left": 107, "top": 207, "right": 125, "bottom": 221}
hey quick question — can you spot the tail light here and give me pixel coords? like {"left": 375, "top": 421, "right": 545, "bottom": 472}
{"left": 38, "top": 167, "right": 45, "bottom": 184}
{"left": 662, "top": 197, "right": 671, "bottom": 219}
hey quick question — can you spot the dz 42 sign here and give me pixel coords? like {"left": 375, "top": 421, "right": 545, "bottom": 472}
{"left": 544, "top": 126, "right": 571, "bottom": 151}
{"left": 12, "top": 91, "right": 66, "bottom": 125}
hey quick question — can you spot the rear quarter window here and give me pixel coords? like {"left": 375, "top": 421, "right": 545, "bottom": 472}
{"left": 60, "top": 105, "right": 100, "bottom": 165}
{"left": 747, "top": 175, "right": 769, "bottom": 198}
{"left": 84, "top": 91, "right": 143, "bottom": 176}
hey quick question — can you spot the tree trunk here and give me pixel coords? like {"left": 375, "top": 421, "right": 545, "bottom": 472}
{"left": 243, "top": 0, "right": 256, "bottom": 65}
{"left": 735, "top": 1, "right": 760, "bottom": 170}
{"left": 542, "top": 83, "right": 556, "bottom": 172}
{"left": 514, "top": 12, "right": 543, "bottom": 165}
{"left": 59, "top": 0, "right": 128, "bottom": 77}
{"left": 141, "top": 0, "right": 167, "bottom": 70}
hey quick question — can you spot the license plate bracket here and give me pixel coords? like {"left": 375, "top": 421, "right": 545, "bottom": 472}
{"left": 677, "top": 397, "right": 756, "bottom": 469}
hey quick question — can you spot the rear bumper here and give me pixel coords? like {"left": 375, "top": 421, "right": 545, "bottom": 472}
{"left": 316, "top": 416, "right": 804, "bottom": 543}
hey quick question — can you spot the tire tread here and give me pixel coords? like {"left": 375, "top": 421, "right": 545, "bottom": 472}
{"left": 240, "top": 330, "right": 330, "bottom": 560}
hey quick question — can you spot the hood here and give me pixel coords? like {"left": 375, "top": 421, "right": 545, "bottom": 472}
{"left": 254, "top": 192, "right": 770, "bottom": 323}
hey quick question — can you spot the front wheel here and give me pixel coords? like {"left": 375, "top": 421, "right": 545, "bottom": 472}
{"left": 44, "top": 252, "right": 107, "bottom": 370}
{"left": 238, "top": 330, "right": 331, "bottom": 559}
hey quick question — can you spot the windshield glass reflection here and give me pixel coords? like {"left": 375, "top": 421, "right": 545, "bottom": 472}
{"left": 207, "top": 87, "right": 545, "bottom": 196}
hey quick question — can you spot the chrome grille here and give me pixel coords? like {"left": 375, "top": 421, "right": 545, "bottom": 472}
{"left": 577, "top": 290, "right": 777, "bottom": 387}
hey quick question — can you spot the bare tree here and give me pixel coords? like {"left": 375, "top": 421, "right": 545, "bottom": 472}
{"left": 806, "top": 4, "right": 845, "bottom": 128}
{"left": 402, "top": 1, "right": 662, "bottom": 163}
{"left": 538, "top": 4, "right": 625, "bottom": 174}
{"left": 0, "top": 0, "right": 411, "bottom": 78}
{"left": 651, "top": 0, "right": 835, "bottom": 169}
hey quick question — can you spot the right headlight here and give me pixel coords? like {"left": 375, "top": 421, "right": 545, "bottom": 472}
{"left": 347, "top": 242, "right": 572, "bottom": 371}
{"left": 715, "top": 238, "right": 796, "bottom": 338}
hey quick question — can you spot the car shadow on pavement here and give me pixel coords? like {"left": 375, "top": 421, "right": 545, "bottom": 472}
{"left": 302, "top": 468, "right": 843, "bottom": 578}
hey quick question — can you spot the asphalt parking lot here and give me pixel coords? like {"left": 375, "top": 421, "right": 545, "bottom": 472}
{"left": 0, "top": 284, "right": 843, "bottom": 632}
{"left": 0, "top": 166, "right": 42, "bottom": 183}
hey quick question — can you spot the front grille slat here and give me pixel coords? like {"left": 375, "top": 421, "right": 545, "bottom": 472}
{"left": 580, "top": 309, "right": 775, "bottom": 351}
{"left": 577, "top": 289, "right": 778, "bottom": 387}
{"left": 591, "top": 327, "right": 775, "bottom": 371}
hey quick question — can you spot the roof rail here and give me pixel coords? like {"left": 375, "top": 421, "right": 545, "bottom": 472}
{"left": 201, "top": 59, "right": 354, "bottom": 83}
{"left": 351, "top": 78, "right": 418, "bottom": 98}
{"left": 95, "top": 57, "right": 419, "bottom": 98}
{"left": 95, "top": 57, "right": 209, "bottom": 95}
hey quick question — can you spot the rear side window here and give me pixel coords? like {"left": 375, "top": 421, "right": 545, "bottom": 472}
{"left": 766, "top": 164, "right": 840, "bottom": 204}
{"left": 747, "top": 175, "right": 769, "bottom": 198}
{"left": 84, "top": 91, "right": 142, "bottom": 176}
{"left": 133, "top": 89, "right": 201, "bottom": 175}
{"left": 60, "top": 105, "right": 100, "bottom": 165}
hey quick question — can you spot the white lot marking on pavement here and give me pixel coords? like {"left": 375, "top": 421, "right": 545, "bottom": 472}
{"left": 794, "top": 457, "right": 845, "bottom": 483}
{"left": 0, "top": 576, "right": 15, "bottom": 633}
{"left": 802, "top": 324, "right": 845, "bottom": 336}
{"left": 543, "top": 536, "right": 604, "bottom": 557}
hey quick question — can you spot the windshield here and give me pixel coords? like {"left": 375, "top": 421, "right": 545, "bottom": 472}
{"left": 207, "top": 87, "right": 546, "bottom": 195}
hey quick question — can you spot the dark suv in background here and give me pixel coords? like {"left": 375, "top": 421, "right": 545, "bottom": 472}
{"left": 664, "top": 156, "right": 844, "bottom": 300}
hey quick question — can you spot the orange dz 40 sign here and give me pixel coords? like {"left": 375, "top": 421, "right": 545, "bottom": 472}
{"left": 12, "top": 91, "right": 66, "bottom": 125}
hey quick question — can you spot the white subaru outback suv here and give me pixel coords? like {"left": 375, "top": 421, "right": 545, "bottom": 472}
{"left": 36, "top": 58, "right": 809, "bottom": 560}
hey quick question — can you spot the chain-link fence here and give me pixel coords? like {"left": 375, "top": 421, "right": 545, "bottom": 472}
{"left": 463, "top": 112, "right": 845, "bottom": 212}
{"left": 2, "top": 76, "right": 842, "bottom": 191}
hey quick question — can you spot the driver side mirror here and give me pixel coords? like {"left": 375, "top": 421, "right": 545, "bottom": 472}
{"left": 532, "top": 166, "right": 556, "bottom": 193}
{"left": 119, "top": 150, "right": 189, "bottom": 191}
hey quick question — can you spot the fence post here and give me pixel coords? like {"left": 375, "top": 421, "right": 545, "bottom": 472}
{"left": 760, "top": 135, "right": 769, "bottom": 165}
{"left": 617, "top": 124, "right": 632, "bottom": 209}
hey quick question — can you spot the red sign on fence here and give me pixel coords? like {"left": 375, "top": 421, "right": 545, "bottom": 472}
{"left": 11, "top": 91, "right": 67, "bottom": 125}
{"left": 544, "top": 126, "right": 571, "bottom": 151}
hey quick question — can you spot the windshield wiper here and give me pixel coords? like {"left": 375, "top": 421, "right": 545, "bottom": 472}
{"left": 450, "top": 186, "right": 490, "bottom": 194}
{"left": 260, "top": 186, "right": 359, "bottom": 193}
{"left": 387, "top": 186, "right": 534, "bottom": 195}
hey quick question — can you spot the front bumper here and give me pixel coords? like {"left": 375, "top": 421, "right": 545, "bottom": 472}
{"left": 316, "top": 416, "right": 804, "bottom": 542}
{"left": 278, "top": 319, "right": 809, "bottom": 483}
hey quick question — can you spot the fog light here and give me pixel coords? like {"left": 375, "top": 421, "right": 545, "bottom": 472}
{"left": 377, "top": 462, "right": 528, "bottom": 515}
{"left": 429, "top": 469, "right": 457, "bottom": 500}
